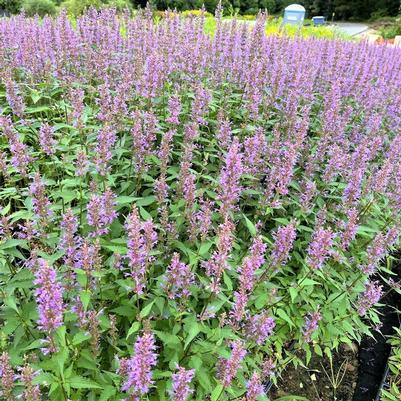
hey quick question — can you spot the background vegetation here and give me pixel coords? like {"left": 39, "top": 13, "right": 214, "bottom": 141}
{"left": 0, "top": 0, "right": 400, "bottom": 19}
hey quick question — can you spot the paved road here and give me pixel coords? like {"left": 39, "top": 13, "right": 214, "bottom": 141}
{"left": 335, "top": 22, "right": 369, "bottom": 36}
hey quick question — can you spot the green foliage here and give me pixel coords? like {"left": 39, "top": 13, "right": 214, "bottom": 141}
{"left": 0, "top": 0, "right": 22, "bottom": 14}
{"left": 381, "top": 327, "right": 401, "bottom": 401}
{"left": 22, "top": 0, "right": 57, "bottom": 16}
{"left": 0, "top": 9, "right": 399, "bottom": 401}
{"left": 381, "top": 16, "right": 401, "bottom": 39}
{"left": 61, "top": 0, "right": 102, "bottom": 16}
{"left": 145, "top": 0, "right": 401, "bottom": 18}
{"left": 61, "top": 0, "right": 131, "bottom": 15}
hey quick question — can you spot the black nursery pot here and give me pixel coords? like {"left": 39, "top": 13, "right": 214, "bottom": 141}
{"left": 352, "top": 281, "right": 401, "bottom": 401}
{"left": 264, "top": 271, "right": 401, "bottom": 401}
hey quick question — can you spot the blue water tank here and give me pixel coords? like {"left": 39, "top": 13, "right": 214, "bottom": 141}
{"left": 283, "top": 4, "right": 306, "bottom": 26}
{"left": 312, "top": 16, "right": 326, "bottom": 26}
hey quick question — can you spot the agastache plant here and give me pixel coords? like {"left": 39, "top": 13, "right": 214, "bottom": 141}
{"left": 246, "top": 372, "right": 264, "bottom": 401}
{"left": 38, "top": 123, "right": 56, "bottom": 156}
{"left": 217, "top": 340, "right": 247, "bottom": 388}
{"left": 357, "top": 280, "right": 383, "bottom": 316}
{"left": 218, "top": 137, "right": 243, "bottom": 220}
{"left": 126, "top": 205, "right": 157, "bottom": 295}
{"left": 0, "top": 352, "right": 14, "bottom": 400}
{"left": 170, "top": 366, "right": 195, "bottom": 401}
{"left": 33, "top": 259, "right": 64, "bottom": 352}
{"left": 29, "top": 173, "right": 53, "bottom": 226}
{"left": 0, "top": 8, "right": 400, "bottom": 401}
{"left": 231, "top": 235, "right": 266, "bottom": 322}
{"left": 87, "top": 189, "right": 117, "bottom": 236}
{"left": 163, "top": 253, "right": 194, "bottom": 300}
{"left": 121, "top": 326, "right": 158, "bottom": 397}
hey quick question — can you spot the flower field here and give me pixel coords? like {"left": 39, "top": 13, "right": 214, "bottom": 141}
{"left": 0, "top": 8, "right": 401, "bottom": 401}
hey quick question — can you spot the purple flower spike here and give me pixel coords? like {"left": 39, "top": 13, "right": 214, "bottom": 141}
{"left": 170, "top": 366, "right": 195, "bottom": 401}
{"left": 122, "top": 328, "right": 158, "bottom": 396}
{"left": 246, "top": 372, "right": 264, "bottom": 401}
{"left": 357, "top": 280, "right": 383, "bottom": 316}
{"left": 34, "top": 259, "right": 64, "bottom": 334}
{"left": 163, "top": 253, "right": 194, "bottom": 300}
{"left": 302, "top": 309, "right": 321, "bottom": 343}
{"left": 217, "top": 340, "right": 246, "bottom": 388}
{"left": 306, "top": 227, "right": 334, "bottom": 270}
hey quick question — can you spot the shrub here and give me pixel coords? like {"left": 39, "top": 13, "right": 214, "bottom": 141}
{"left": 381, "top": 16, "right": 401, "bottom": 39}
{"left": 0, "top": 0, "right": 23, "bottom": 14}
{"left": 22, "top": 0, "right": 57, "bottom": 16}
{"left": 107, "top": 0, "right": 131, "bottom": 12}
{"left": 0, "top": 9, "right": 400, "bottom": 401}
{"left": 61, "top": 0, "right": 102, "bottom": 16}
{"left": 181, "top": 9, "right": 213, "bottom": 18}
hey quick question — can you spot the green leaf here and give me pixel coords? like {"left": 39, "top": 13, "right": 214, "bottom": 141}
{"left": 198, "top": 241, "right": 213, "bottom": 257}
{"left": 126, "top": 322, "right": 141, "bottom": 340}
{"left": 140, "top": 299, "right": 155, "bottom": 319}
{"left": 300, "top": 278, "right": 321, "bottom": 287}
{"left": 136, "top": 196, "right": 156, "bottom": 206}
{"left": 79, "top": 290, "right": 91, "bottom": 311}
{"left": 276, "top": 309, "right": 294, "bottom": 327}
{"left": 155, "top": 331, "right": 181, "bottom": 348}
{"left": 67, "top": 376, "right": 102, "bottom": 389}
{"left": 99, "top": 385, "right": 116, "bottom": 401}
{"left": 184, "top": 321, "right": 201, "bottom": 350}
{"left": 139, "top": 206, "right": 152, "bottom": 220}
{"left": 211, "top": 383, "right": 224, "bottom": 401}
{"left": 116, "top": 196, "right": 136, "bottom": 205}
{"left": 289, "top": 287, "right": 298, "bottom": 302}
{"left": 72, "top": 332, "right": 91, "bottom": 345}
{"left": 32, "top": 372, "right": 57, "bottom": 386}
{"left": 111, "top": 305, "right": 133, "bottom": 317}
{"left": 243, "top": 214, "right": 256, "bottom": 236}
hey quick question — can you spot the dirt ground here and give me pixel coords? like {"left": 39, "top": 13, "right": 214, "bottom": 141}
{"left": 270, "top": 343, "right": 359, "bottom": 401}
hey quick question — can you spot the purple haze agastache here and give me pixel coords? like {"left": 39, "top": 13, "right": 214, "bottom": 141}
{"left": 20, "top": 364, "right": 41, "bottom": 401}
{"left": 231, "top": 235, "right": 266, "bottom": 322}
{"left": 75, "top": 150, "right": 89, "bottom": 176}
{"left": 87, "top": 189, "right": 117, "bottom": 236}
{"left": 0, "top": 352, "right": 14, "bottom": 400}
{"left": 126, "top": 205, "right": 157, "bottom": 295}
{"left": 245, "top": 313, "right": 275, "bottom": 345}
{"left": 195, "top": 198, "right": 214, "bottom": 242}
{"left": 243, "top": 127, "right": 267, "bottom": 175}
{"left": 217, "top": 340, "right": 247, "bottom": 388}
{"left": 131, "top": 110, "right": 158, "bottom": 173}
{"left": 218, "top": 137, "right": 243, "bottom": 220}
{"left": 121, "top": 328, "right": 158, "bottom": 396}
{"left": 302, "top": 309, "right": 322, "bottom": 343}
{"left": 29, "top": 173, "right": 53, "bottom": 226}
{"left": 34, "top": 259, "right": 64, "bottom": 334}
{"left": 94, "top": 124, "right": 117, "bottom": 176}
{"left": 74, "top": 239, "right": 102, "bottom": 281}
{"left": 5, "top": 78, "right": 25, "bottom": 118}
{"left": 163, "top": 253, "right": 194, "bottom": 300}
{"left": 60, "top": 209, "right": 79, "bottom": 265}
{"left": 262, "top": 358, "right": 276, "bottom": 378}
{"left": 357, "top": 280, "right": 383, "bottom": 316}
{"left": 203, "top": 218, "right": 234, "bottom": 294}
{"left": 166, "top": 94, "right": 181, "bottom": 125}
{"left": 170, "top": 366, "right": 195, "bottom": 401}
{"left": 270, "top": 223, "right": 297, "bottom": 270}
{"left": 246, "top": 372, "right": 264, "bottom": 401}
{"left": 340, "top": 208, "right": 358, "bottom": 250}
{"left": 38, "top": 123, "right": 56, "bottom": 156}
{"left": 306, "top": 227, "right": 334, "bottom": 270}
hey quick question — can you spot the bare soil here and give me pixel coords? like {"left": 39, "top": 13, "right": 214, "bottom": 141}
{"left": 270, "top": 343, "right": 359, "bottom": 401}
